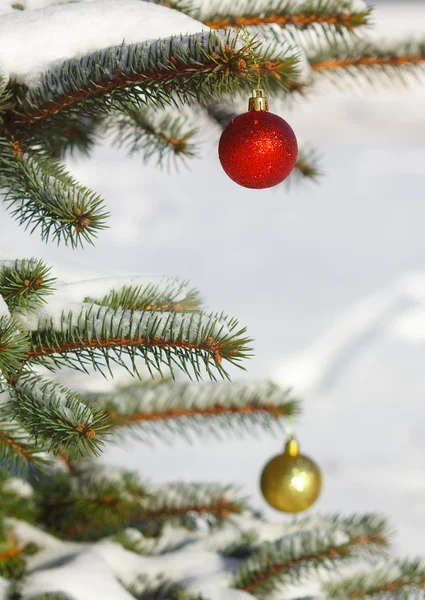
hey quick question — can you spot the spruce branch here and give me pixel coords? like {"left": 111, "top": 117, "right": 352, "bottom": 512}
{"left": 0, "top": 534, "right": 36, "bottom": 580}
{"left": 86, "top": 278, "right": 203, "bottom": 314}
{"left": 9, "top": 31, "right": 262, "bottom": 130}
{"left": 0, "top": 140, "right": 109, "bottom": 247}
{"left": 324, "top": 559, "right": 425, "bottom": 600}
{"left": 0, "top": 76, "right": 13, "bottom": 127}
{"left": 35, "top": 470, "right": 246, "bottom": 541}
{"left": 0, "top": 316, "right": 30, "bottom": 380}
{"left": 232, "top": 515, "right": 388, "bottom": 597}
{"left": 26, "top": 306, "right": 252, "bottom": 380}
{"left": 0, "top": 259, "right": 56, "bottom": 312}
{"left": 88, "top": 380, "right": 300, "bottom": 443}
{"left": 150, "top": 0, "right": 371, "bottom": 38}
{"left": 108, "top": 108, "right": 199, "bottom": 168}
{"left": 309, "top": 38, "right": 425, "bottom": 84}
{"left": 11, "top": 374, "right": 110, "bottom": 457}
{"left": 0, "top": 412, "right": 47, "bottom": 470}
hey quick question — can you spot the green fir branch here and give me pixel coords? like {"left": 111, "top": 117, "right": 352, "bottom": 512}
{"left": 232, "top": 514, "right": 389, "bottom": 596}
{"left": 108, "top": 108, "right": 199, "bottom": 168}
{"left": 34, "top": 469, "right": 149, "bottom": 541}
{"left": 34, "top": 469, "right": 246, "bottom": 541}
{"left": 0, "top": 140, "right": 109, "bottom": 248}
{"left": 86, "top": 278, "right": 203, "bottom": 313}
{"left": 0, "top": 470, "right": 37, "bottom": 524}
{"left": 26, "top": 305, "right": 252, "bottom": 381}
{"left": 0, "top": 413, "right": 48, "bottom": 471}
{"left": 0, "top": 316, "right": 30, "bottom": 380}
{"left": 0, "top": 538, "right": 37, "bottom": 580}
{"left": 88, "top": 380, "right": 300, "bottom": 443}
{"left": 324, "top": 559, "right": 425, "bottom": 600}
{"left": 9, "top": 31, "right": 262, "bottom": 130}
{"left": 291, "top": 147, "right": 322, "bottom": 183}
{"left": 0, "top": 259, "right": 56, "bottom": 312}
{"left": 0, "top": 76, "right": 14, "bottom": 126}
{"left": 150, "top": 0, "right": 371, "bottom": 39}
{"left": 12, "top": 375, "right": 111, "bottom": 457}
{"left": 309, "top": 38, "right": 425, "bottom": 85}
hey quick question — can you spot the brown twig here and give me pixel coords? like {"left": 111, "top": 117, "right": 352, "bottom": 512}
{"left": 109, "top": 402, "right": 281, "bottom": 426}
{"left": 28, "top": 335, "right": 224, "bottom": 364}
{"left": 311, "top": 55, "right": 425, "bottom": 71}
{"left": 242, "top": 535, "right": 385, "bottom": 594}
{"left": 205, "top": 12, "right": 366, "bottom": 31}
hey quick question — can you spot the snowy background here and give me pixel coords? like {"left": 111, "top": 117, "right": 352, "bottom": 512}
{"left": 1, "top": 0, "right": 425, "bottom": 558}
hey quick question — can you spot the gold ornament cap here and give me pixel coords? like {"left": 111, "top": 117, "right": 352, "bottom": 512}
{"left": 248, "top": 89, "right": 269, "bottom": 112}
{"left": 260, "top": 437, "right": 322, "bottom": 513}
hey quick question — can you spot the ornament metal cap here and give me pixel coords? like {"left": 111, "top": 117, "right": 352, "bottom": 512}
{"left": 248, "top": 89, "right": 269, "bottom": 112}
{"left": 285, "top": 438, "right": 299, "bottom": 457}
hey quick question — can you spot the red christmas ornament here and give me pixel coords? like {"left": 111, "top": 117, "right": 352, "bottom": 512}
{"left": 218, "top": 89, "right": 298, "bottom": 189}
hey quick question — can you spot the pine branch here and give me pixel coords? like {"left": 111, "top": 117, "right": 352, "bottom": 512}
{"left": 324, "top": 559, "right": 425, "bottom": 599}
{"left": 89, "top": 380, "right": 300, "bottom": 443}
{"left": 0, "top": 259, "right": 56, "bottom": 312}
{"left": 107, "top": 108, "right": 199, "bottom": 168}
{"left": 150, "top": 0, "right": 371, "bottom": 38}
{"left": 0, "top": 534, "right": 36, "bottom": 580}
{"left": 309, "top": 38, "right": 425, "bottom": 84}
{"left": 8, "top": 31, "right": 262, "bottom": 131}
{"left": 0, "top": 76, "right": 13, "bottom": 127}
{"left": 0, "top": 426, "right": 46, "bottom": 471}
{"left": 291, "top": 147, "right": 321, "bottom": 183}
{"left": 0, "top": 469, "right": 37, "bottom": 523}
{"left": 86, "top": 278, "right": 203, "bottom": 313}
{"left": 0, "top": 140, "right": 109, "bottom": 247}
{"left": 26, "top": 306, "right": 252, "bottom": 380}
{"left": 35, "top": 470, "right": 246, "bottom": 541}
{"left": 232, "top": 515, "right": 388, "bottom": 597}
{"left": 11, "top": 374, "right": 111, "bottom": 457}
{"left": 0, "top": 316, "right": 30, "bottom": 380}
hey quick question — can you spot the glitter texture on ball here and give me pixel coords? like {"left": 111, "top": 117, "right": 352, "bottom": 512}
{"left": 218, "top": 110, "right": 298, "bottom": 189}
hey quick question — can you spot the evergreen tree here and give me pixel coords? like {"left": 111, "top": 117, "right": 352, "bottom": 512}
{"left": 0, "top": 0, "right": 424, "bottom": 598}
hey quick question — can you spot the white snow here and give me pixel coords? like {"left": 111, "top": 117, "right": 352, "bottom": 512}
{"left": 0, "top": 296, "right": 9, "bottom": 318}
{"left": 0, "top": 0, "right": 206, "bottom": 84}
{"left": 0, "top": 578, "right": 9, "bottom": 600}
{"left": 2, "top": 476, "right": 34, "bottom": 498}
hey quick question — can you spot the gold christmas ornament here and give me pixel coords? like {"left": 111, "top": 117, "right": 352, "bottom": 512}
{"left": 260, "top": 438, "right": 322, "bottom": 513}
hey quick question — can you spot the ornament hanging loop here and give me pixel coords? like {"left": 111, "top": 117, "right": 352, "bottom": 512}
{"left": 248, "top": 89, "right": 269, "bottom": 112}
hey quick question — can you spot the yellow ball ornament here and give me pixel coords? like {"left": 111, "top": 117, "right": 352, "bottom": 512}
{"left": 260, "top": 438, "right": 322, "bottom": 513}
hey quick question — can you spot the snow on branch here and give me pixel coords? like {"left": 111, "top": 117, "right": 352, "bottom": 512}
{"left": 232, "top": 514, "right": 388, "bottom": 596}
{"left": 324, "top": 558, "right": 425, "bottom": 600}
{"left": 9, "top": 30, "right": 257, "bottom": 128}
{"left": 86, "top": 277, "right": 203, "bottom": 314}
{"left": 34, "top": 468, "right": 247, "bottom": 541}
{"left": 0, "top": 1, "right": 205, "bottom": 85}
{"left": 88, "top": 380, "right": 300, "bottom": 443}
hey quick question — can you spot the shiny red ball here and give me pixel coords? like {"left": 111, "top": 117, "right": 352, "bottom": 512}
{"left": 218, "top": 110, "right": 298, "bottom": 189}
